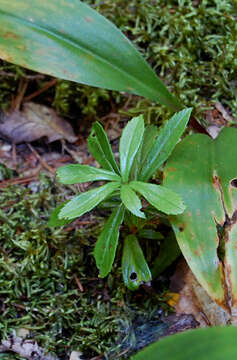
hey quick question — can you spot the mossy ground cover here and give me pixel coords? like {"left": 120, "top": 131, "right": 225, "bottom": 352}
{"left": 0, "top": 0, "right": 236, "bottom": 358}
{"left": 0, "top": 166, "right": 170, "bottom": 359}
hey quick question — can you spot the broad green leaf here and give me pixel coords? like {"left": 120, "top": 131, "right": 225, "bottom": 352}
{"left": 0, "top": 0, "right": 182, "bottom": 111}
{"left": 120, "top": 116, "right": 144, "bottom": 182}
{"left": 48, "top": 201, "right": 72, "bottom": 227}
{"left": 59, "top": 182, "right": 120, "bottom": 220}
{"left": 151, "top": 232, "right": 180, "bottom": 278}
{"left": 131, "top": 326, "right": 237, "bottom": 360}
{"left": 163, "top": 127, "right": 237, "bottom": 307}
{"left": 129, "top": 181, "right": 185, "bottom": 215}
{"left": 120, "top": 184, "right": 145, "bottom": 219}
{"left": 94, "top": 204, "right": 125, "bottom": 278}
{"left": 122, "top": 235, "right": 151, "bottom": 290}
{"left": 139, "top": 108, "right": 192, "bottom": 181}
{"left": 87, "top": 122, "right": 120, "bottom": 174}
{"left": 57, "top": 164, "right": 121, "bottom": 184}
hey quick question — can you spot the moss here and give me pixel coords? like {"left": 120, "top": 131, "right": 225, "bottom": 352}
{"left": 0, "top": 172, "right": 170, "bottom": 359}
{"left": 0, "top": 1, "right": 236, "bottom": 356}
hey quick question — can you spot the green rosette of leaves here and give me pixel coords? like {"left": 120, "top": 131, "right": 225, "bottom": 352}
{"left": 50, "top": 108, "right": 192, "bottom": 289}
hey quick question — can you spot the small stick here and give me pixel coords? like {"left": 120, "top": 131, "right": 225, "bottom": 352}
{"left": 27, "top": 143, "right": 56, "bottom": 174}
{"left": 11, "top": 77, "right": 29, "bottom": 111}
{"left": 73, "top": 274, "right": 84, "bottom": 292}
{"left": 23, "top": 79, "right": 57, "bottom": 102}
{"left": 0, "top": 175, "right": 38, "bottom": 188}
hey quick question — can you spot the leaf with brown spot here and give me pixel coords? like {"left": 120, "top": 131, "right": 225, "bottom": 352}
{"left": 0, "top": 0, "right": 181, "bottom": 111}
{"left": 164, "top": 127, "right": 237, "bottom": 316}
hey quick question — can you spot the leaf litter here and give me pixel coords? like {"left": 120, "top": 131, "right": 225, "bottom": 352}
{"left": 0, "top": 102, "right": 77, "bottom": 144}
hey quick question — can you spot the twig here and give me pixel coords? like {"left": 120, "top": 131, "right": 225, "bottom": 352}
{"left": 0, "top": 175, "right": 38, "bottom": 188}
{"left": 27, "top": 143, "right": 56, "bottom": 175}
{"left": 73, "top": 274, "right": 84, "bottom": 292}
{"left": 23, "top": 79, "right": 57, "bottom": 102}
{"left": 11, "top": 77, "right": 29, "bottom": 111}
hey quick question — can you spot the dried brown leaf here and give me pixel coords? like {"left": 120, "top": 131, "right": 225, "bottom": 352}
{"left": 173, "top": 261, "right": 231, "bottom": 326}
{"left": 0, "top": 102, "right": 77, "bottom": 144}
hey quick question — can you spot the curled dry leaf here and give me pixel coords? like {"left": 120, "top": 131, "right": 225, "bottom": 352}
{"left": 0, "top": 102, "right": 77, "bottom": 143}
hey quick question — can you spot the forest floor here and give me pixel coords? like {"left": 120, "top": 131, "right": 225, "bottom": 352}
{"left": 0, "top": 0, "right": 236, "bottom": 359}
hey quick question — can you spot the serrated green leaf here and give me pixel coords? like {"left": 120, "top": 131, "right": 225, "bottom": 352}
{"left": 57, "top": 164, "right": 121, "bottom": 184}
{"left": 131, "top": 326, "right": 237, "bottom": 360}
{"left": 139, "top": 108, "right": 192, "bottom": 181}
{"left": 94, "top": 204, "right": 125, "bottom": 278}
{"left": 130, "top": 181, "right": 185, "bottom": 215}
{"left": 120, "top": 116, "right": 144, "bottom": 182}
{"left": 59, "top": 182, "right": 120, "bottom": 220}
{"left": 120, "top": 184, "right": 145, "bottom": 219}
{"left": 87, "top": 122, "right": 120, "bottom": 174}
{"left": 48, "top": 201, "right": 72, "bottom": 227}
{"left": 0, "top": 0, "right": 181, "bottom": 111}
{"left": 122, "top": 235, "right": 151, "bottom": 290}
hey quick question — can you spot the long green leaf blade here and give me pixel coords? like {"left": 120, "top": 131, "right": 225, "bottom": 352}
{"left": 120, "top": 184, "right": 145, "bottom": 219}
{"left": 57, "top": 164, "right": 121, "bottom": 184}
{"left": 130, "top": 125, "right": 159, "bottom": 180}
{"left": 122, "top": 235, "right": 151, "bottom": 290}
{"left": 94, "top": 204, "right": 125, "bottom": 278}
{"left": 87, "top": 122, "right": 120, "bottom": 174}
{"left": 131, "top": 326, "right": 237, "bottom": 360}
{"left": 139, "top": 108, "right": 192, "bottom": 181}
{"left": 130, "top": 181, "right": 185, "bottom": 215}
{"left": 120, "top": 116, "right": 144, "bottom": 182}
{"left": 59, "top": 182, "right": 120, "bottom": 220}
{"left": 0, "top": 0, "right": 181, "bottom": 111}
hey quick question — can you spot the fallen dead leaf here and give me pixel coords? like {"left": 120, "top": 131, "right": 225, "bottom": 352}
{"left": 171, "top": 260, "right": 232, "bottom": 326}
{"left": 0, "top": 102, "right": 77, "bottom": 144}
{"left": 206, "top": 102, "right": 234, "bottom": 139}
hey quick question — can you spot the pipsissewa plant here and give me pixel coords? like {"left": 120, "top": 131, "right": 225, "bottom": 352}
{"left": 50, "top": 108, "right": 192, "bottom": 289}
